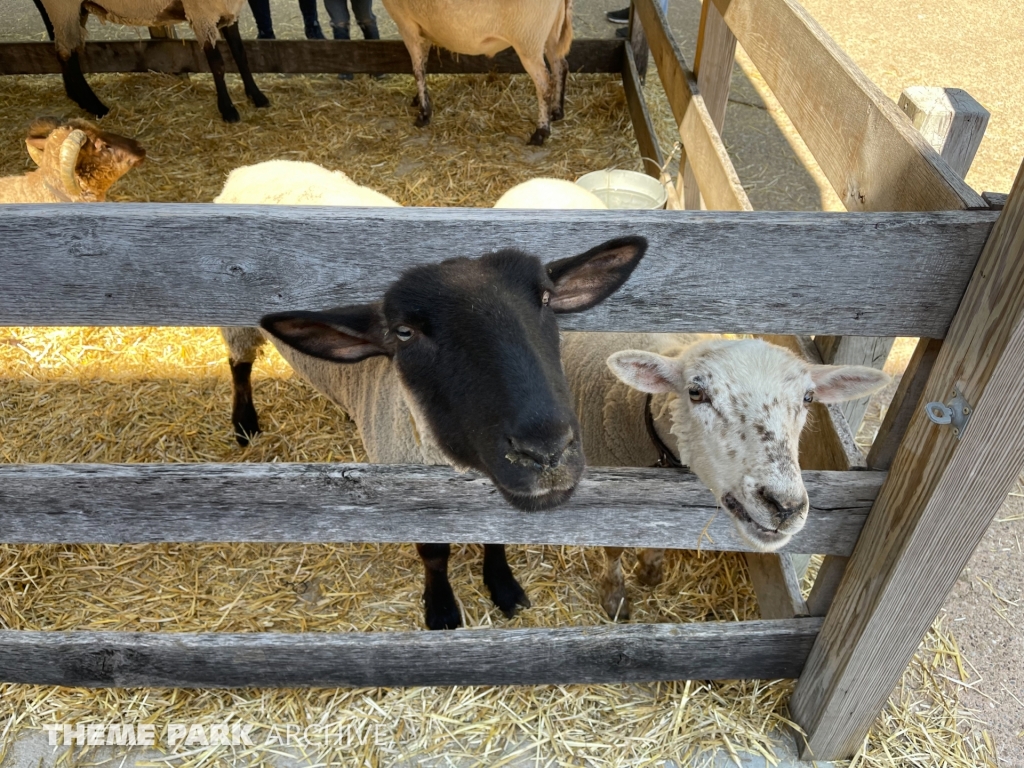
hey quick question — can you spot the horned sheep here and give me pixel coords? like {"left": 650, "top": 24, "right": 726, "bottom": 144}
{"left": 215, "top": 160, "right": 646, "bottom": 631}
{"left": 0, "top": 117, "right": 145, "bottom": 203}
{"left": 382, "top": 0, "right": 574, "bottom": 145}
{"left": 37, "top": 0, "right": 269, "bottom": 122}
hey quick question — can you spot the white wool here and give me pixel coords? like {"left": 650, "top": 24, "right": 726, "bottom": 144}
{"left": 214, "top": 160, "right": 400, "bottom": 207}
{"left": 494, "top": 178, "right": 607, "bottom": 210}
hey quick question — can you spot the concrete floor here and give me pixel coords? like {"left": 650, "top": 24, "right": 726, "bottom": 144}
{"left": 0, "top": 0, "right": 1022, "bottom": 764}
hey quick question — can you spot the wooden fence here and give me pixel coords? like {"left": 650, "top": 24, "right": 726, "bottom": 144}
{"left": 1, "top": 0, "right": 1022, "bottom": 761}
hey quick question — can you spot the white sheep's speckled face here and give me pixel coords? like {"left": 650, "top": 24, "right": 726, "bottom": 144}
{"left": 608, "top": 339, "right": 889, "bottom": 552}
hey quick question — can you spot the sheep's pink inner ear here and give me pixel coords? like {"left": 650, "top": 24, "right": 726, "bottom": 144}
{"left": 810, "top": 364, "right": 891, "bottom": 403}
{"left": 607, "top": 351, "right": 679, "bottom": 394}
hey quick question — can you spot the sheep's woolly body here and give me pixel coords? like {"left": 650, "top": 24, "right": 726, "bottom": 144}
{"left": 494, "top": 178, "right": 607, "bottom": 210}
{"left": 214, "top": 161, "right": 401, "bottom": 207}
{"left": 562, "top": 332, "right": 704, "bottom": 468}
{"left": 0, "top": 125, "right": 76, "bottom": 203}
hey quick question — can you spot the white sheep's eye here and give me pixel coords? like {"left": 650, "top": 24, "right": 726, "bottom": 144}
{"left": 688, "top": 387, "right": 705, "bottom": 403}
{"left": 395, "top": 326, "right": 414, "bottom": 342}
{"left": 541, "top": 290, "right": 551, "bottom": 306}
{"left": 804, "top": 391, "right": 814, "bottom": 404}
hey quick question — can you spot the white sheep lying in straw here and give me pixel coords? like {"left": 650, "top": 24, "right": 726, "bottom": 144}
{"left": 0, "top": 117, "right": 145, "bottom": 203}
{"left": 561, "top": 332, "right": 889, "bottom": 619}
{"left": 214, "top": 160, "right": 401, "bottom": 207}
{"left": 382, "top": 0, "right": 574, "bottom": 145}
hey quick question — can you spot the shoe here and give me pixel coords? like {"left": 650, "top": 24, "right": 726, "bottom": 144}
{"left": 305, "top": 22, "right": 326, "bottom": 39}
{"left": 606, "top": 7, "right": 630, "bottom": 24}
{"left": 338, "top": 73, "right": 354, "bottom": 81}
{"left": 256, "top": 30, "right": 275, "bottom": 40}
{"left": 615, "top": 25, "right": 629, "bottom": 38}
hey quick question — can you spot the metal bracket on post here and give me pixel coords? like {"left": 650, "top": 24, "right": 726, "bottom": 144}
{"left": 924, "top": 387, "right": 972, "bottom": 438}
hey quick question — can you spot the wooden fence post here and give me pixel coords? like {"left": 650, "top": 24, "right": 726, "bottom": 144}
{"left": 815, "top": 87, "right": 990, "bottom": 435}
{"left": 791, "top": 159, "right": 1024, "bottom": 760}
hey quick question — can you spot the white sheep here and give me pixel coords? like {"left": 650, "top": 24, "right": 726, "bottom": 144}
{"left": 561, "top": 332, "right": 890, "bottom": 619}
{"left": 38, "top": 0, "right": 269, "bottom": 122}
{"left": 494, "top": 178, "right": 607, "bottom": 209}
{"left": 0, "top": 117, "right": 145, "bottom": 203}
{"left": 216, "top": 160, "right": 646, "bottom": 631}
{"left": 381, "top": 0, "right": 574, "bottom": 145}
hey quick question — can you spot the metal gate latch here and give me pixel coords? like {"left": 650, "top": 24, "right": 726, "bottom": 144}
{"left": 924, "top": 387, "right": 972, "bottom": 439}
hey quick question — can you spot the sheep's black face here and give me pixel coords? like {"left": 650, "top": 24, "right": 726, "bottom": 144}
{"left": 260, "top": 236, "right": 646, "bottom": 511}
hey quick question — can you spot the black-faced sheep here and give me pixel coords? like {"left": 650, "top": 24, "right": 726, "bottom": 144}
{"left": 382, "top": 0, "right": 574, "bottom": 145}
{"left": 38, "top": 0, "right": 269, "bottom": 122}
{"left": 0, "top": 117, "right": 145, "bottom": 203}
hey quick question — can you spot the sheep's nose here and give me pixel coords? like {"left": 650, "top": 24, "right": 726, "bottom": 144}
{"left": 758, "top": 487, "right": 806, "bottom": 523}
{"left": 507, "top": 428, "right": 574, "bottom": 469}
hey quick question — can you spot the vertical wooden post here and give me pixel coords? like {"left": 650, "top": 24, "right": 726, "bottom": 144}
{"left": 791, "top": 160, "right": 1024, "bottom": 760}
{"left": 816, "top": 87, "right": 990, "bottom": 436}
{"left": 628, "top": 1, "right": 650, "bottom": 84}
{"left": 680, "top": 0, "right": 737, "bottom": 209}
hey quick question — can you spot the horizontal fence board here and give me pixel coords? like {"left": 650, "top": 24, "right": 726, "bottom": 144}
{"left": 0, "top": 206, "right": 996, "bottom": 336}
{"left": 0, "top": 464, "right": 882, "bottom": 555}
{"left": 0, "top": 619, "right": 823, "bottom": 687}
{"left": 0, "top": 39, "right": 623, "bottom": 76}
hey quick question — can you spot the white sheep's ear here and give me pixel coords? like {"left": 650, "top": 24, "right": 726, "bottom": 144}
{"left": 809, "top": 364, "right": 891, "bottom": 403}
{"left": 607, "top": 350, "right": 682, "bottom": 394}
{"left": 260, "top": 304, "right": 388, "bottom": 363}
{"left": 25, "top": 137, "right": 46, "bottom": 166}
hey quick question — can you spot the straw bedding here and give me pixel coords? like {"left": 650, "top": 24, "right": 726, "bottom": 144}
{"left": 0, "top": 70, "right": 998, "bottom": 766}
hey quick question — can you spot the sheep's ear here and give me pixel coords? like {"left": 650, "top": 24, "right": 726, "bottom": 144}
{"left": 607, "top": 350, "right": 681, "bottom": 394}
{"left": 260, "top": 304, "right": 388, "bottom": 363}
{"left": 25, "top": 137, "right": 46, "bottom": 166}
{"left": 809, "top": 364, "right": 890, "bottom": 403}
{"left": 545, "top": 236, "right": 646, "bottom": 313}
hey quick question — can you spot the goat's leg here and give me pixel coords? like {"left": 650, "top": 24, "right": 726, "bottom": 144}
{"left": 417, "top": 543, "right": 461, "bottom": 630}
{"left": 636, "top": 548, "right": 666, "bottom": 587}
{"left": 202, "top": 40, "right": 240, "bottom": 122}
{"left": 545, "top": 53, "right": 568, "bottom": 122}
{"left": 394, "top": 23, "right": 431, "bottom": 126}
{"left": 600, "top": 546, "right": 630, "bottom": 620}
{"left": 221, "top": 22, "right": 270, "bottom": 108}
{"left": 517, "top": 51, "right": 552, "bottom": 145}
{"left": 58, "top": 49, "right": 109, "bottom": 117}
{"left": 221, "top": 327, "right": 265, "bottom": 446}
{"left": 482, "top": 544, "right": 531, "bottom": 618}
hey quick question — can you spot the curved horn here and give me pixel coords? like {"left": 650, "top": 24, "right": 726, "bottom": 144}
{"left": 58, "top": 129, "right": 89, "bottom": 199}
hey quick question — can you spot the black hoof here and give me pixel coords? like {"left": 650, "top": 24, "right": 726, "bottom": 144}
{"left": 232, "top": 406, "right": 261, "bottom": 447}
{"left": 249, "top": 90, "right": 270, "bottom": 109}
{"left": 76, "top": 98, "right": 109, "bottom": 118}
{"left": 220, "top": 103, "right": 241, "bottom": 123}
{"left": 411, "top": 93, "right": 420, "bottom": 107}
{"left": 550, "top": 107, "right": 565, "bottom": 122}
{"left": 486, "top": 575, "right": 531, "bottom": 619}
{"left": 527, "top": 126, "right": 550, "bottom": 146}
{"left": 414, "top": 112, "right": 431, "bottom": 128}
{"left": 424, "top": 583, "right": 462, "bottom": 630}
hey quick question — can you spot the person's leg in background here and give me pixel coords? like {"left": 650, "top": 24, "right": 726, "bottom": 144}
{"left": 299, "top": 0, "right": 326, "bottom": 39}
{"left": 350, "top": 0, "right": 380, "bottom": 40}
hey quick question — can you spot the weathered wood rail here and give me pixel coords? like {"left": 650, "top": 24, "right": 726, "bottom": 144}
{"left": 1, "top": 0, "right": 1021, "bottom": 760}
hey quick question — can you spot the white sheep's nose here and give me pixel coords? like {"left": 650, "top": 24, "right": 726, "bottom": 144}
{"left": 757, "top": 487, "right": 807, "bottom": 524}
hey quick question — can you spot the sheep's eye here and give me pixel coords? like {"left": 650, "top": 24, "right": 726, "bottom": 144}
{"left": 803, "top": 391, "right": 814, "bottom": 404}
{"left": 395, "top": 326, "right": 414, "bottom": 342}
{"left": 541, "top": 290, "right": 551, "bottom": 306}
{"left": 688, "top": 387, "right": 705, "bottom": 403}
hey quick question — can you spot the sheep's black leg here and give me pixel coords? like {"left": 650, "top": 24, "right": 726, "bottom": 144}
{"left": 483, "top": 544, "right": 531, "bottom": 618}
{"left": 32, "top": 0, "right": 55, "bottom": 40}
{"left": 417, "top": 543, "right": 461, "bottom": 630}
{"left": 221, "top": 22, "right": 270, "bottom": 109}
{"left": 202, "top": 41, "right": 240, "bottom": 123}
{"left": 58, "top": 50, "right": 109, "bottom": 117}
{"left": 230, "top": 358, "right": 260, "bottom": 447}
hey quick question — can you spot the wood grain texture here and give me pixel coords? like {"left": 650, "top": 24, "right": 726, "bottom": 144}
{"left": 897, "top": 87, "right": 990, "bottom": 180}
{"left": 745, "top": 553, "right": 809, "bottom": 619}
{"left": 0, "top": 464, "right": 882, "bottom": 555}
{"left": 983, "top": 191, "right": 1008, "bottom": 210}
{"left": 709, "top": 0, "right": 985, "bottom": 212}
{"left": 683, "top": 0, "right": 737, "bottom": 210}
{"left": 866, "top": 337, "right": 942, "bottom": 471}
{"left": 0, "top": 39, "right": 623, "bottom": 76}
{"left": 805, "top": 554, "right": 847, "bottom": 617}
{"left": 0, "top": 619, "right": 823, "bottom": 687}
{"left": 628, "top": 3, "right": 650, "bottom": 84}
{"left": 791, "top": 162, "right": 1024, "bottom": 760}
{"left": 622, "top": 45, "right": 665, "bottom": 178}
{"left": 633, "top": 0, "right": 751, "bottom": 211}
{"left": 0, "top": 205, "right": 996, "bottom": 336}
